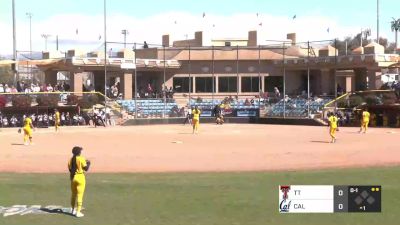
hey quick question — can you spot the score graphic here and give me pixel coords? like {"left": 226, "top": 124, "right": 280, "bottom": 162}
{"left": 279, "top": 185, "right": 381, "bottom": 213}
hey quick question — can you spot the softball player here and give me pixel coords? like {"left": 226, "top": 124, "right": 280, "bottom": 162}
{"left": 22, "top": 116, "right": 34, "bottom": 145}
{"left": 359, "top": 108, "right": 370, "bottom": 133}
{"left": 192, "top": 106, "right": 201, "bottom": 134}
{"left": 54, "top": 109, "right": 60, "bottom": 132}
{"left": 68, "top": 146, "right": 91, "bottom": 218}
{"left": 328, "top": 112, "right": 338, "bottom": 143}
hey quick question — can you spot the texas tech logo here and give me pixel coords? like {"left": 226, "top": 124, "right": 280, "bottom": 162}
{"left": 279, "top": 185, "right": 291, "bottom": 212}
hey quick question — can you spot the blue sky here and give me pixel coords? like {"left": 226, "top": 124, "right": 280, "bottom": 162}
{"left": 0, "top": 0, "right": 399, "bottom": 54}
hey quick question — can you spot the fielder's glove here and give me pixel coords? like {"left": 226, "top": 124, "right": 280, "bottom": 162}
{"left": 86, "top": 160, "right": 91, "bottom": 166}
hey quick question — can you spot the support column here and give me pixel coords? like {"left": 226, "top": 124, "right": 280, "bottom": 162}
{"left": 320, "top": 69, "right": 335, "bottom": 95}
{"left": 261, "top": 75, "right": 265, "bottom": 93}
{"left": 192, "top": 76, "right": 196, "bottom": 93}
{"left": 367, "top": 68, "right": 381, "bottom": 90}
{"left": 215, "top": 75, "right": 219, "bottom": 93}
{"left": 237, "top": 76, "right": 242, "bottom": 93}
{"left": 354, "top": 68, "right": 367, "bottom": 91}
{"left": 71, "top": 72, "right": 83, "bottom": 93}
{"left": 122, "top": 72, "right": 133, "bottom": 99}
{"left": 345, "top": 76, "right": 353, "bottom": 93}
{"left": 44, "top": 70, "right": 57, "bottom": 85}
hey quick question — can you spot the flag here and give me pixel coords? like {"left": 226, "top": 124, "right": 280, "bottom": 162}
{"left": 259, "top": 22, "right": 262, "bottom": 26}
{"left": 212, "top": 24, "right": 215, "bottom": 27}
{"left": 327, "top": 28, "right": 330, "bottom": 33}
{"left": 98, "top": 35, "right": 101, "bottom": 40}
{"left": 174, "top": 20, "right": 177, "bottom": 24}
{"left": 292, "top": 15, "right": 296, "bottom": 20}
{"left": 202, "top": 12, "right": 206, "bottom": 18}
{"left": 76, "top": 29, "right": 78, "bottom": 35}
{"left": 256, "top": 13, "right": 259, "bottom": 17}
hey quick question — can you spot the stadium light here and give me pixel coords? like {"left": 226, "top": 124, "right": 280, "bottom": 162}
{"left": 41, "top": 34, "right": 51, "bottom": 50}
{"left": 121, "top": 29, "right": 129, "bottom": 48}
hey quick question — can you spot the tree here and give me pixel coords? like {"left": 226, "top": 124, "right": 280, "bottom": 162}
{"left": 391, "top": 18, "right": 400, "bottom": 53}
{"left": 333, "top": 34, "right": 371, "bottom": 56}
{"left": 0, "top": 65, "right": 14, "bottom": 84}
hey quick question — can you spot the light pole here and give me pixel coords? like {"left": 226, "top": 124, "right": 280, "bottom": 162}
{"left": 12, "top": 0, "right": 17, "bottom": 84}
{"left": 26, "top": 12, "right": 33, "bottom": 81}
{"left": 41, "top": 34, "right": 51, "bottom": 50}
{"left": 121, "top": 29, "right": 129, "bottom": 48}
{"left": 377, "top": 0, "right": 380, "bottom": 44}
{"left": 26, "top": 12, "right": 33, "bottom": 57}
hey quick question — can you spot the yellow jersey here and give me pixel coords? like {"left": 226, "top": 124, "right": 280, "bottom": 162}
{"left": 362, "top": 111, "right": 370, "bottom": 122}
{"left": 23, "top": 118, "right": 32, "bottom": 129}
{"left": 55, "top": 112, "right": 60, "bottom": 121}
{"left": 328, "top": 115, "right": 338, "bottom": 129}
{"left": 192, "top": 109, "right": 201, "bottom": 120}
{"left": 68, "top": 156, "right": 87, "bottom": 175}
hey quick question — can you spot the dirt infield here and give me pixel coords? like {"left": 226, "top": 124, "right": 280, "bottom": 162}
{"left": 0, "top": 124, "right": 399, "bottom": 173}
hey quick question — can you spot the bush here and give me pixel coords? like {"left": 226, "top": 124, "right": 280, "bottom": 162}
{"left": 78, "top": 94, "right": 100, "bottom": 109}
{"left": 67, "top": 95, "right": 79, "bottom": 105}
{"left": 36, "top": 94, "right": 59, "bottom": 107}
{"left": 12, "top": 95, "right": 32, "bottom": 108}
{"left": 349, "top": 95, "right": 364, "bottom": 108}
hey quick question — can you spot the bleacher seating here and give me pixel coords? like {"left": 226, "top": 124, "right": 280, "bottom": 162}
{"left": 117, "top": 99, "right": 180, "bottom": 118}
{"left": 267, "top": 97, "right": 332, "bottom": 117}
{"left": 189, "top": 99, "right": 261, "bottom": 110}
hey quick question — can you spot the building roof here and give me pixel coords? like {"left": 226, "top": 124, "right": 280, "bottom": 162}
{"left": 172, "top": 49, "right": 296, "bottom": 61}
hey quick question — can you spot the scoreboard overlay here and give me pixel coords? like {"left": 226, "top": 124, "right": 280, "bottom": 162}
{"left": 278, "top": 185, "right": 381, "bottom": 213}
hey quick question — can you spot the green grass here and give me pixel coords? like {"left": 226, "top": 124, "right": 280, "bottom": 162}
{"left": 1, "top": 167, "right": 399, "bottom": 225}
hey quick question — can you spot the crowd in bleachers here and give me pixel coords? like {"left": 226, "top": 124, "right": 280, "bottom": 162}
{"left": 117, "top": 98, "right": 181, "bottom": 118}
{"left": 0, "top": 81, "right": 71, "bottom": 93}
{"left": 0, "top": 112, "right": 88, "bottom": 128}
{"left": 135, "top": 84, "right": 174, "bottom": 99}
{"left": 267, "top": 96, "right": 332, "bottom": 117}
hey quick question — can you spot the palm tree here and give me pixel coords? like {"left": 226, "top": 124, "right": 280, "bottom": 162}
{"left": 391, "top": 18, "right": 400, "bottom": 53}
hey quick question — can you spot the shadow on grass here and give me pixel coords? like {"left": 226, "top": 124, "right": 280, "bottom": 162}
{"left": 11, "top": 143, "right": 25, "bottom": 146}
{"left": 39, "top": 208, "right": 74, "bottom": 217}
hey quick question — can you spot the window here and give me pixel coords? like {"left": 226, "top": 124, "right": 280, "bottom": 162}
{"left": 195, "top": 77, "right": 215, "bottom": 93}
{"left": 241, "top": 77, "right": 260, "bottom": 92}
{"left": 219, "top": 77, "right": 237, "bottom": 92}
{"left": 225, "top": 42, "right": 231, "bottom": 47}
{"left": 264, "top": 76, "right": 283, "bottom": 92}
{"left": 173, "top": 77, "right": 193, "bottom": 93}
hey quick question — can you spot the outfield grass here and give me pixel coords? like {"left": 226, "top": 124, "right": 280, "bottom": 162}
{"left": 0, "top": 167, "right": 399, "bottom": 225}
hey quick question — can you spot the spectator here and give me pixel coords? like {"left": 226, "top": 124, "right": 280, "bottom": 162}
{"left": 274, "top": 87, "right": 281, "bottom": 98}
{"left": 337, "top": 84, "right": 343, "bottom": 95}
{"left": 111, "top": 85, "right": 118, "bottom": 98}
{"left": 183, "top": 106, "right": 192, "bottom": 125}
{"left": 10, "top": 85, "right": 17, "bottom": 93}
{"left": 147, "top": 83, "right": 153, "bottom": 97}
{"left": 4, "top": 84, "right": 11, "bottom": 93}
{"left": 244, "top": 98, "right": 251, "bottom": 106}
{"left": 63, "top": 82, "right": 70, "bottom": 92}
{"left": 0, "top": 84, "right": 4, "bottom": 93}
{"left": 16, "top": 81, "right": 22, "bottom": 92}
{"left": 47, "top": 84, "right": 54, "bottom": 92}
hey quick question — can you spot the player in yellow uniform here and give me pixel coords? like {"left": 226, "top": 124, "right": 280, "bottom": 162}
{"left": 359, "top": 108, "right": 370, "bottom": 134}
{"left": 54, "top": 109, "right": 60, "bottom": 132}
{"left": 192, "top": 106, "right": 201, "bottom": 134}
{"left": 22, "top": 116, "right": 34, "bottom": 145}
{"left": 68, "top": 146, "right": 91, "bottom": 218}
{"left": 328, "top": 112, "right": 338, "bottom": 143}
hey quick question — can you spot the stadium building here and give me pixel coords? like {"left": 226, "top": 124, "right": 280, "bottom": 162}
{"left": 31, "top": 30, "right": 399, "bottom": 100}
